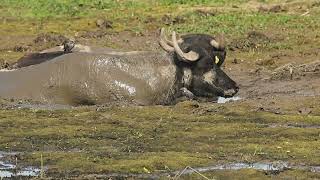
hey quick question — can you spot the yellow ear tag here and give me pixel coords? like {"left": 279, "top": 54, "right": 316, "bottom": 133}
{"left": 215, "top": 56, "right": 220, "bottom": 64}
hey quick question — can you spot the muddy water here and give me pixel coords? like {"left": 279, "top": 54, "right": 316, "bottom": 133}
{"left": 267, "top": 123, "right": 320, "bottom": 129}
{"left": 1, "top": 150, "right": 319, "bottom": 179}
{"left": 84, "top": 162, "right": 320, "bottom": 179}
{"left": 171, "top": 162, "right": 320, "bottom": 177}
{"left": 0, "top": 152, "right": 41, "bottom": 178}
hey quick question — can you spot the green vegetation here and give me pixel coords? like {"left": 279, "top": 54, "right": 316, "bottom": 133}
{"left": 0, "top": 103, "right": 319, "bottom": 178}
{"left": 1, "top": 0, "right": 319, "bottom": 38}
{"left": 1, "top": 0, "right": 251, "bottom": 19}
{"left": 1, "top": 0, "right": 137, "bottom": 18}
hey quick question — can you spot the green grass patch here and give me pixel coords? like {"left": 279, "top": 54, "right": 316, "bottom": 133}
{"left": 1, "top": 0, "right": 149, "bottom": 18}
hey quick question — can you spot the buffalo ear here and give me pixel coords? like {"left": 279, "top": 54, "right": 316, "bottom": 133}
{"left": 210, "top": 34, "right": 225, "bottom": 50}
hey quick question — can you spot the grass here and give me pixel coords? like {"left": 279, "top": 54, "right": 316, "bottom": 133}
{"left": 0, "top": 103, "right": 319, "bottom": 177}
{"left": 1, "top": 0, "right": 133, "bottom": 18}
{"left": 1, "top": 0, "right": 318, "bottom": 38}
{"left": 1, "top": 0, "right": 251, "bottom": 19}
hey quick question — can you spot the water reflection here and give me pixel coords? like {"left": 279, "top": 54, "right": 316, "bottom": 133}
{"left": 0, "top": 151, "right": 41, "bottom": 178}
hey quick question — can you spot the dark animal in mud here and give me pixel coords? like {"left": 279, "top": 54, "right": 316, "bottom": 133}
{"left": 0, "top": 28, "right": 238, "bottom": 106}
{"left": 10, "top": 39, "right": 76, "bottom": 69}
{"left": 160, "top": 29, "right": 226, "bottom": 67}
{"left": 10, "top": 39, "right": 138, "bottom": 69}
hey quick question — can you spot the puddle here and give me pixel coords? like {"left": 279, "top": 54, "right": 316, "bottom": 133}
{"left": 172, "top": 162, "right": 290, "bottom": 175}
{"left": 1, "top": 152, "right": 318, "bottom": 179}
{"left": 0, "top": 169, "right": 41, "bottom": 178}
{"left": 0, "top": 151, "right": 41, "bottom": 178}
{"left": 14, "top": 103, "right": 72, "bottom": 110}
{"left": 217, "top": 96, "right": 241, "bottom": 103}
{"left": 82, "top": 161, "right": 320, "bottom": 179}
{"left": 170, "top": 162, "right": 320, "bottom": 178}
{"left": 267, "top": 123, "right": 320, "bottom": 129}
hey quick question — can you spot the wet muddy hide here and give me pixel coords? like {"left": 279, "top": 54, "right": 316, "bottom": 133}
{"left": 11, "top": 44, "right": 148, "bottom": 69}
{"left": 13, "top": 51, "right": 66, "bottom": 68}
{"left": 0, "top": 52, "right": 177, "bottom": 106}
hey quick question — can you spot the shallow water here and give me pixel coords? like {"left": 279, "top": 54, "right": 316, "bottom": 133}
{"left": 268, "top": 123, "right": 320, "bottom": 129}
{"left": 170, "top": 162, "right": 320, "bottom": 180}
{"left": 82, "top": 161, "right": 320, "bottom": 179}
{"left": 0, "top": 151, "right": 41, "bottom": 178}
{"left": 170, "top": 162, "right": 290, "bottom": 177}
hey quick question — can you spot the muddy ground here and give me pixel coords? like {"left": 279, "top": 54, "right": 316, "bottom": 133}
{"left": 0, "top": 0, "right": 319, "bottom": 179}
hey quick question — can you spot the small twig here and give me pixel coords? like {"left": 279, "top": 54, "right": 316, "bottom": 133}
{"left": 173, "top": 166, "right": 188, "bottom": 179}
{"left": 172, "top": 166, "right": 215, "bottom": 180}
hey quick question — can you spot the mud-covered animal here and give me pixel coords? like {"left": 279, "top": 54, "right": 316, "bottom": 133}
{"left": 0, "top": 28, "right": 238, "bottom": 106}
{"left": 10, "top": 39, "right": 142, "bottom": 69}
{"left": 10, "top": 39, "right": 76, "bottom": 69}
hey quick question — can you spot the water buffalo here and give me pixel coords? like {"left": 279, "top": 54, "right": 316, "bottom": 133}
{"left": 9, "top": 39, "right": 113, "bottom": 69}
{"left": 10, "top": 39, "right": 146, "bottom": 69}
{"left": 0, "top": 28, "right": 238, "bottom": 106}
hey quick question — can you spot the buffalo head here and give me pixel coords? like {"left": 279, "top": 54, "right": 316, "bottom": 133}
{"left": 159, "top": 28, "right": 238, "bottom": 99}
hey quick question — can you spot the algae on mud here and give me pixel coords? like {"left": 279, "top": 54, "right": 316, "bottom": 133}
{"left": 0, "top": 102, "right": 319, "bottom": 178}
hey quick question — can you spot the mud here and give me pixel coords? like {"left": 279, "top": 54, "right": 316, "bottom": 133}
{"left": 81, "top": 162, "right": 320, "bottom": 179}
{"left": 246, "top": 0, "right": 320, "bottom": 14}
{"left": 95, "top": 18, "right": 113, "bottom": 29}
{"left": 258, "top": 5, "right": 286, "bottom": 13}
{"left": 229, "top": 31, "right": 271, "bottom": 51}
{"left": 173, "top": 162, "right": 320, "bottom": 175}
{"left": 267, "top": 123, "right": 320, "bottom": 129}
{"left": 271, "top": 60, "right": 320, "bottom": 80}
{"left": 161, "top": 14, "right": 186, "bottom": 25}
{"left": 33, "top": 33, "right": 68, "bottom": 47}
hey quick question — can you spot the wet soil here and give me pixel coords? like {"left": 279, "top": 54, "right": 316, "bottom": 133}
{"left": 0, "top": 151, "right": 41, "bottom": 178}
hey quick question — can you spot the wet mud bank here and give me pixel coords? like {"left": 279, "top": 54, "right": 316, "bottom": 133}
{"left": 0, "top": 151, "right": 41, "bottom": 178}
{"left": 81, "top": 162, "right": 320, "bottom": 179}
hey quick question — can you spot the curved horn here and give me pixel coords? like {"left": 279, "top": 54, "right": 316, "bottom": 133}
{"left": 159, "top": 28, "right": 174, "bottom": 52}
{"left": 172, "top": 31, "right": 199, "bottom": 62}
